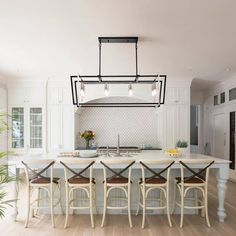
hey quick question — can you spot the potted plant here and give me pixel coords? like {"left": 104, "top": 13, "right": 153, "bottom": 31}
{"left": 176, "top": 140, "right": 188, "bottom": 156}
{"left": 0, "top": 113, "right": 15, "bottom": 218}
{"left": 80, "top": 130, "right": 95, "bottom": 149}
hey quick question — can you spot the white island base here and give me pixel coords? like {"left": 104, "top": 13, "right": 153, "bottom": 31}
{"left": 9, "top": 151, "right": 230, "bottom": 223}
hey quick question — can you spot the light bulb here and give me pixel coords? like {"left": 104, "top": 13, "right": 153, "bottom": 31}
{"left": 128, "top": 83, "right": 133, "bottom": 96}
{"left": 80, "top": 83, "right": 85, "bottom": 97}
{"left": 104, "top": 83, "right": 109, "bottom": 96}
{"left": 152, "top": 83, "right": 157, "bottom": 96}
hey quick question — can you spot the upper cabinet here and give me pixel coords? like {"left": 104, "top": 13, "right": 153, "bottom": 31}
{"left": 162, "top": 104, "right": 190, "bottom": 149}
{"left": 8, "top": 87, "right": 44, "bottom": 106}
{"left": 165, "top": 87, "right": 189, "bottom": 105}
{"left": 48, "top": 87, "right": 72, "bottom": 105}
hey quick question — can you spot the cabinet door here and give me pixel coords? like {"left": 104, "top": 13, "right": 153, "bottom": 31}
{"left": 29, "top": 107, "right": 43, "bottom": 150}
{"left": 48, "top": 87, "right": 72, "bottom": 105}
{"left": 28, "top": 88, "right": 44, "bottom": 105}
{"left": 166, "top": 88, "right": 178, "bottom": 104}
{"left": 11, "top": 107, "right": 25, "bottom": 149}
{"left": 177, "top": 105, "right": 189, "bottom": 141}
{"left": 163, "top": 104, "right": 189, "bottom": 149}
{"left": 8, "top": 87, "right": 44, "bottom": 105}
{"left": 48, "top": 88, "right": 62, "bottom": 104}
{"left": 61, "top": 105, "right": 74, "bottom": 151}
{"left": 163, "top": 105, "right": 178, "bottom": 149}
{"left": 165, "top": 87, "right": 189, "bottom": 104}
{"left": 8, "top": 88, "right": 28, "bottom": 105}
{"left": 48, "top": 105, "right": 61, "bottom": 152}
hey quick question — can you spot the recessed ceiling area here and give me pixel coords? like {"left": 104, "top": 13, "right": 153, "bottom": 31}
{"left": 0, "top": 0, "right": 236, "bottom": 84}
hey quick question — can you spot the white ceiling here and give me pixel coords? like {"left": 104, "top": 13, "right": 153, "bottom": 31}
{"left": 0, "top": 0, "right": 236, "bottom": 84}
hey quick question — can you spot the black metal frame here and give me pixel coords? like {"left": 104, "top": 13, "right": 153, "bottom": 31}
{"left": 70, "top": 37, "right": 167, "bottom": 107}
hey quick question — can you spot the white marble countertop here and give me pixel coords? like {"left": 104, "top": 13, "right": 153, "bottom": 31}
{"left": 8, "top": 150, "right": 231, "bottom": 167}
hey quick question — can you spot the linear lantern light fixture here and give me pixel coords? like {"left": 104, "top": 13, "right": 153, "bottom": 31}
{"left": 70, "top": 37, "right": 167, "bottom": 107}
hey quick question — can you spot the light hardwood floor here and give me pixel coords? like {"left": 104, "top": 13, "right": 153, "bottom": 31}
{"left": 0, "top": 176, "right": 236, "bottom": 236}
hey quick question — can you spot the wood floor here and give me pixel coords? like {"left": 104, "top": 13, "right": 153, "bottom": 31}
{"left": 1, "top": 176, "right": 236, "bottom": 236}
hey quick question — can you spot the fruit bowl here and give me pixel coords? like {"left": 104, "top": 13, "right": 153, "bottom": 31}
{"left": 165, "top": 149, "right": 180, "bottom": 157}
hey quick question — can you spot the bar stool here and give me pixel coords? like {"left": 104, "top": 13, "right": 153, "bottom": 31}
{"left": 172, "top": 159, "right": 214, "bottom": 227}
{"left": 22, "top": 159, "right": 63, "bottom": 228}
{"left": 136, "top": 159, "right": 175, "bottom": 228}
{"left": 100, "top": 159, "right": 135, "bottom": 228}
{"left": 60, "top": 158, "right": 96, "bottom": 228}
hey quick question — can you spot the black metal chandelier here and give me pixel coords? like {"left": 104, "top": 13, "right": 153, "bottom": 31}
{"left": 70, "top": 37, "right": 167, "bottom": 107}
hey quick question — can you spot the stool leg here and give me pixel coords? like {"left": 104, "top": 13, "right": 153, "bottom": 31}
{"left": 25, "top": 186, "right": 31, "bottom": 228}
{"left": 166, "top": 188, "right": 172, "bottom": 227}
{"left": 59, "top": 183, "right": 64, "bottom": 215}
{"left": 136, "top": 185, "right": 141, "bottom": 216}
{"left": 141, "top": 186, "right": 146, "bottom": 229}
{"left": 64, "top": 184, "right": 69, "bottom": 228}
{"left": 36, "top": 187, "right": 40, "bottom": 216}
{"left": 172, "top": 182, "right": 177, "bottom": 214}
{"left": 194, "top": 189, "right": 198, "bottom": 215}
{"left": 101, "top": 184, "right": 107, "bottom": 227}
{"left": 72, "top": 188, "right": 75, "bottom": 215}
{"left": 128, "top": 184, "right": 133, "bottom": 228}
{"left": 50, "top": 185, "right": 55, "bottom": 227}
{"left": 201, "top": 191, "right": 205, "bottom": 218}
{"left": 160, "top": 190, "right": 163, "bottom": 214}
{"left": 180, "top": 186, "right": 184, "bottom": 228}
{"left": 93, "top": 185, "right": 98, "bottom": 215}
{"left": 89, "top": 185, "right": 95, "bottom": 228}
{"left": 204, "top": 189, "right": 211, "bottom": 227}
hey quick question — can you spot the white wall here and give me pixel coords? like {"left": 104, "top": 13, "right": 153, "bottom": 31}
{"left": 202, "top": 74, "right": 236, "bottom": 162}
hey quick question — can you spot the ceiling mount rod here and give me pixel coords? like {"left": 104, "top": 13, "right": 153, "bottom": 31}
{"left": 98, "top": 37, "right": 139, "bottom": 83}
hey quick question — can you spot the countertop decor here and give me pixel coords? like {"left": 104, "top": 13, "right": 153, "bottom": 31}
{"left": 80, "top": 130, "right": 95, "bottom": 149}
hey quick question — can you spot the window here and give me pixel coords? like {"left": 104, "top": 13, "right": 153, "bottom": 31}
{"left": 229, "top": 87, "right": 236, "bottom": 101}
{"left": 214, "top": 95, "right": 218, "bottom": 105}
{"left": 220, "top": 92, "right": 225, "bottom": 104}
{"left": 12, "top": 108, "right": 24, "bottom": 148}
{"left": 30, "top": 108, "right": 42, "bottom": 148}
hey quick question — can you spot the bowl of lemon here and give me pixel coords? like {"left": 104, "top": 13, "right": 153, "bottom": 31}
{"left": 165, "top": 149, "right": 180, "bottom": 157}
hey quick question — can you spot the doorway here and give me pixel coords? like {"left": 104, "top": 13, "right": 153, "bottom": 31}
{"left": 190, "top": 105, "right": 200, "bottom": 153}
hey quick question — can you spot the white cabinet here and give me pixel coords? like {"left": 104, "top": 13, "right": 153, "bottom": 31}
{"left": 163, "top": 104, "right": 190, "bottom": 149}
{"left": 166, "top": 87, "right": 189, "bottom": 105}
{"left": 47, "top": 86, "right": 74, "bottom": 152}
{"left": 10, "top": 106, "right": 44, "bottom": 153}
{"left": 8, "top": 87, "right": 44, "bottom": 105}
{"left": 48, "top": 87, "right": 72, "bottom": 105}
{"left": 8, "top": 86, "right": 45, "bottom": 153}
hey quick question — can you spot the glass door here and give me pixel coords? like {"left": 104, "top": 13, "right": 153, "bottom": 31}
{"left": 12, "top": 108, "right": 24, "bottom": 148}
{"left": 29, "top": 108, "right": 43, "bottom": 149}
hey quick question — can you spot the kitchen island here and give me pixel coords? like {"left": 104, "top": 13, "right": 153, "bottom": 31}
{"left": 9, "top": 150, "right": 230, "bottom": 223}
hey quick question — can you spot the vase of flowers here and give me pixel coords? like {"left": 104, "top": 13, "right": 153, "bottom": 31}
{"left": 176, "top": 140, "right": 188, "bottom": 156}
{"left": 80, "top": 130, "right": 95, "bottom": 149}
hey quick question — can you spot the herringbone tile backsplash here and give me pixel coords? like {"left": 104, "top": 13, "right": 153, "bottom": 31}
{"left": 75, "top": 97, "right": 162, "bottom": 148}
